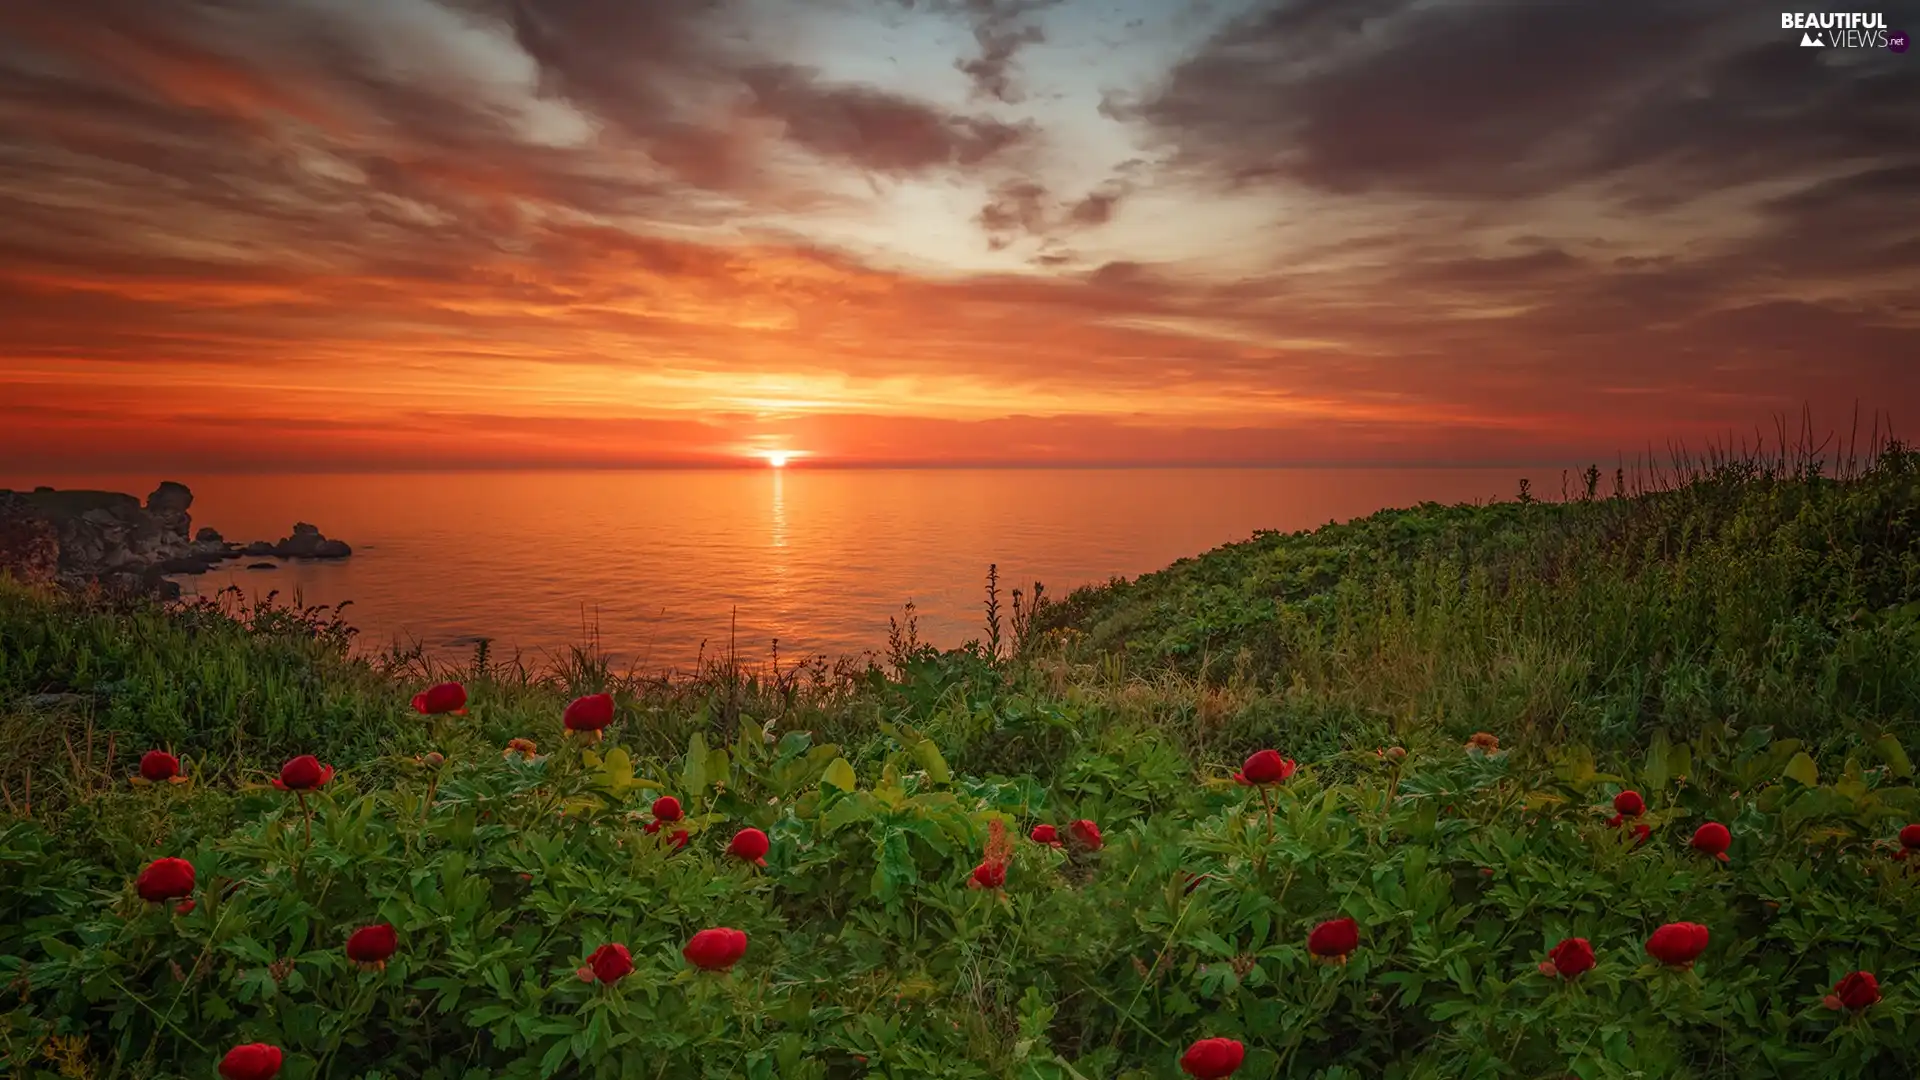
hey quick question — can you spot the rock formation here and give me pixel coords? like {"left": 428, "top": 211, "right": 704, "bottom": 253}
{"left": 0, "top": 482, "right": 352, "bottom": 598}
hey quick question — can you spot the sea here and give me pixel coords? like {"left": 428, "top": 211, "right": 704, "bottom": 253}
{"left": 9, "top": 468, "right": 1527, "bottom": 673}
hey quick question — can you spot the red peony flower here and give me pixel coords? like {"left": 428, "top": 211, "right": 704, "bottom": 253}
{"left": 139, "top": 750, "right": 181, "bottom": 783}
{"left": 1645, "top": 922, "right": 1710, "bottom": 967}
{"left": 729, "top": 827, "right": 770, "bottom": 866}
{"left": 1827, "top": 971, "right": 1881, "bottom": 1011}
{"left": 652, "top": 795, "right": 683, "bottom": 823}
{"left": 345, "top": 923, "right": 397, "bottom": 971}
{"left": 1307, "top": 917, "right": 1359, "bottom": 961}
{"left": 562, "top": 693, "right": 615, "bottom": 740}
{"left": 1234, "top": 749, "right": 1296, "bottom": 786}
{"left": 1630, "top": 823, "right": 1652, "bottom": 847}
{"left": 218, "top": 1043, "right": 283, "bottom": 1080}
{"left": 1897, "top": 823, "right": 1920, "bottom": 860}
{"left": 683, "top": 927, "right": 749, "bottom": 971}
{"left": 176, "top": 899, "right": 196, "bottom": 915}
{"left": 1029, "top": 824, "right": 1062, "bottom": 847}
{"left": 1544, "top": 937, "right": 1595, "bottom": 980}
{"left": 1690, "top": 822, "right": 1732, "bottom": 862}
{"left": 1179, "top": 1036, "right": 1246, "bottom": 1079}
{"left": 970, "top": 860, "right": 1007, "bottom": 889}
{"left": 273, "top": 755, "right": 334, "bottom": 792}
{"left": 1068, "top": 819, "right": 1103, "bottom": 851}
{"left": 586, "top": 943, "right": 632, "bottom": 984}
{"left": 136, "top": 857, "right": 195, "bottom": 902}
{"left": 667, "top": 828, "right": 690, "bottom": 850}
{"left": 1613, "top": 790, "right": 1645, "bottom": 817}
{"left": 412, "top": 682, "right": 468, "bottom": 716}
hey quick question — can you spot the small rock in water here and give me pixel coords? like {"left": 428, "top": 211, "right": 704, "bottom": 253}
{"left": 246, "top": 562, "right": 278, "bottom": 570}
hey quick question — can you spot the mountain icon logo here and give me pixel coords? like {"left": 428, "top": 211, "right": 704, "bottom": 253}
{"left": 1800, "top": 31, "right": 1825, "bottom": 46}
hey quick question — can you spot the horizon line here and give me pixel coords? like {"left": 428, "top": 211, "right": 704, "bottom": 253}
{"left": 6, "top": 458, "right": 1704, "bottom": 479}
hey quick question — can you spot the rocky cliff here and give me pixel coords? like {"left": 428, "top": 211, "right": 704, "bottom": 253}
{"left": 0, "top": 482, "right": 352, "bottom": 597}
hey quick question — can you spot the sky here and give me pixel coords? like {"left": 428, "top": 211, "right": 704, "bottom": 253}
{"left": 0, "top": 0, "right": 1916, "bottom": 470}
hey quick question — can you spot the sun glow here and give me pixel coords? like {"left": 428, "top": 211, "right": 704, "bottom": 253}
{"left": 764, "top": 452, "right": 791, "bottom": 468}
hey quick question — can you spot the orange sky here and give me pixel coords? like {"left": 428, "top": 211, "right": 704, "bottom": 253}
{"left": 0, "top": 0, "right": 1915, "bottom": 470}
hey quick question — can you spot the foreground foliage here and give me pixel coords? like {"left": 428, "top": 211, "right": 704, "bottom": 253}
{"left": 4, "top": 450, "right": 1920, "bottom": 1078}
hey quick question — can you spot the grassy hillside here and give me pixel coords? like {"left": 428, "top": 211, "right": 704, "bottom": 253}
{"left": 3, "top": 450, "right": 1920, "bottom": 1079}
{"left": 1038, "top": 447, "right": 1920, "bottom": 758}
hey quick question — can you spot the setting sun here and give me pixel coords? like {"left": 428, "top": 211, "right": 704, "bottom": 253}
{"left": 765, "top": 452, "right": 791, "bottom": 468}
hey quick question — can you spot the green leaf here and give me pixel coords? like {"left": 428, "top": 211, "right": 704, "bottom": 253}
{"left": 1643, "top": 730, "right": 1672, "bottom": 792}
{"left": 1783, "top": 752, "right": 1819, "bottom": 787}
{"left": 682, "top": 733, "right": 711, "bottom": 794}
{"left": 1874, "top": 734, "right": 1913, "bottom": 779}
{"left": 822, "top": 757, "right": 858, "bottom": 792}
{"left": 910, "top": 740, "right": 951, "bottom": 785}
{"left": 821, "top": 793, "right": 872, "bottom": 835}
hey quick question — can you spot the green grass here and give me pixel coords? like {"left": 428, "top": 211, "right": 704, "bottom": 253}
{"left": 3, "top": 444, "right": 1920, "bottom": 1078}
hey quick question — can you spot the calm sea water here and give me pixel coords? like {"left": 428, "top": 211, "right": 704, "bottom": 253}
{"left": 12, "top": 469, "right": 1523, "bottom": 671}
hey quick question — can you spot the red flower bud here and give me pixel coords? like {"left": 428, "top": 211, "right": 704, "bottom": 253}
{"left": 1546, "top": 937, "right": 1594, "bottom": 979}
{"left": 1690, "top": 822, "right": 1731, "bottom": 862}
{"left": 176, "top": 899, "right": 196, "bottom": 915}
{"left": 1645, "top": 922, "right": 1709, "bottom": 967}
{"left": 729, "top": 827, "right": 770, "bottom": 866}
{"left": 667, "top": 828, "right": 690, "bottom": 850}
{"left": 562, "top": 693, "right": 614, "bottom": 735}
{"left": 139, "top": 750, "right": 180, "bottom": 782}
{"left": 273, "top": 755, "right": 333, "bottom": 791}
{"left": 1179, "top": 1036, "right": 1245, "bottom": 1078}
{"left": 137, "top": 857, "right": 195, "bottom": 902}
{"left": 1068, "top": 819, "right": 1103, "bottom": 851}
{"left": 1307, "top": 917, "right": 1358, "bottom": 960}
{"left": 1631, "top": 823, "right": 1652, "bottom": 847}
{"left": 1832, "top": 971, "right": 1880, "bottom": 1010}
{"left": 652, "top": 795, "right": 683, "bottom": 823}
{"left": 1233, "top": 749, "right": 1295, "bottom": 786}
{"left": 218, "top": 1044, "right": 283, "bottom": 1080}
{"left": 1029, "top": 824, "right": 1062, "bottom": 847}
{"left": 1900, "top": 823, "right": 1920, "bottom": 850}
{"left": 586, "top": 943, "right": 632, "bottom": 984}
{"left": 412, "top": 682, "right": 468, "bottom": 715}
{"left": 346, "top": 923, "right": 397, "bottom": 969}
{"left": 683, "top": 928, "right": 748, "bottom": 971}
{"left": 1612, "top": 790, "right": 1645, "bottom": 817}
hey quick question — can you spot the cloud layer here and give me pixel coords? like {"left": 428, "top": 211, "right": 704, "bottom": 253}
{"left": 1, "top": 0, "right": 1914, "bottom": 470}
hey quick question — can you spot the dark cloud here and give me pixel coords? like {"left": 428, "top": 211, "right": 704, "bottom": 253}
{"left": 743, "top": 64, "right": 1033, "bottom": 173}
{"left": 975, "top": 176, "right": 1132, "bottom": 255}
{"left": 977, "top": 180, "right": 1050, "bottom": 249}
{"left": 886, "top": 0, "right": 1060, "bottom": 103}
{"left": 957, "top": 7, "right": 1047, "bottom": 103}
{"left": 1120, "top": 0, "right": 1919, "bottom": 201}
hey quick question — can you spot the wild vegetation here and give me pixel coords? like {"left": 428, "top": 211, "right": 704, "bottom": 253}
{"left": 4, "top": 436, "right": 1920, "bottom": 1078}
